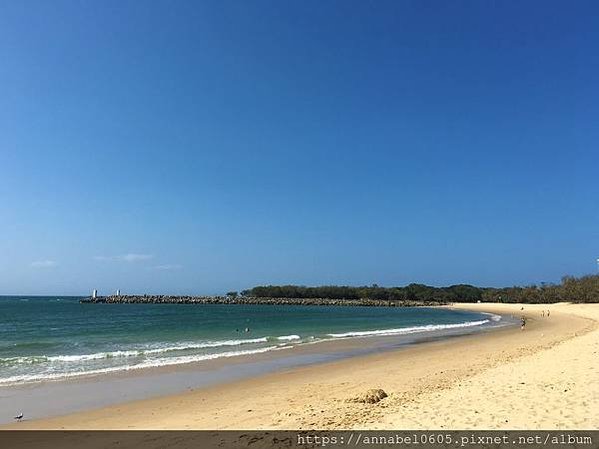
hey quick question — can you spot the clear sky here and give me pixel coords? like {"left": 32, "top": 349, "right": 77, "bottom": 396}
{"left": 1, "top": 1, "right": 598, "bottom": 295}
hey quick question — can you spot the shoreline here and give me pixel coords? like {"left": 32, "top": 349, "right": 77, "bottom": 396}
{"left": 0, "top": 308, "right": 507, "bottom": 423}
{"left": 3, "top": 302, "right": 598, "bottom": 429}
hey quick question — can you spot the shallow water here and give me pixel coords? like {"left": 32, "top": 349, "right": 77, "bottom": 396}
{"left": 1, "top": 296, "right": 500, "bottom": 386}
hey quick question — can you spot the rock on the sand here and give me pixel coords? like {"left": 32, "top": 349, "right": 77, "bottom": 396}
{"left": 348, "top": 389, "right": 388, "bottom": 404}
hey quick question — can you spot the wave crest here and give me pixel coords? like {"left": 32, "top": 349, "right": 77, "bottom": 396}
{"left": 0, "top": 346, "right": 288, "bottom": 386}
{"left": 326, "top": 319, "right": 490, "bottom": 338}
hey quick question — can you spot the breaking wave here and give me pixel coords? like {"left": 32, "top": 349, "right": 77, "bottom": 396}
{"left": 326, "top": 319, "right": 490, "bottom": 338}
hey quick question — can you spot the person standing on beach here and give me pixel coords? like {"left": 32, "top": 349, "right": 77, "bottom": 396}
{"left": 521, "top": 316, "right": 526, "bottom": 330}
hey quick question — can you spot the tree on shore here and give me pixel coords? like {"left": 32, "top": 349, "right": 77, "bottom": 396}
{"left": 244, "top": 273, "right": 599, "bottom": 304}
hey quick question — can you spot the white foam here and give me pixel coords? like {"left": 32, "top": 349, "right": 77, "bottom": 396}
{"left": 0, "top": 345, "right": 287, "bottom": 386}
{"left": 39, "top": 338, "right": 270, "bottom": 363}
{"left": 326, "top": 319, "right": 490, "bottom": 338}
{"left": 277, "top": 335, "right": 300, "bottom": 341}
{"left": 0, "top": 356, "right": 47, "bottom": 365}
{"left": 481, "top": 312, "right": 502, "bottom": 322}
{"left": 142, "top": 338, "right": 268, "bottom": 354}
{"left": 47, "top": 351, "right": 140, "bottom": 362}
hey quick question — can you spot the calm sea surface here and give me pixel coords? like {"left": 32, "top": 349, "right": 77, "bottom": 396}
{"left": 0, "top": 296, "right": 500, "bottom": 386}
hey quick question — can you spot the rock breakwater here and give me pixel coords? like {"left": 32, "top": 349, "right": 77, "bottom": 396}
{"left": 80, "top": 295, "right": 444, "bottom": 307}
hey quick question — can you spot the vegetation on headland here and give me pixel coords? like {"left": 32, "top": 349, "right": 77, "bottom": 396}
{"left": 243, "top": 273, "right": 599, "bottom": 304}
{"left": 83, "top": 274, "right": 599, "bottom": 305}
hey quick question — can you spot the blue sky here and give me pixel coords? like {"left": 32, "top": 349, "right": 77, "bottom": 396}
{"left": 1, "top": 1, "right": 598, "bottom": 295}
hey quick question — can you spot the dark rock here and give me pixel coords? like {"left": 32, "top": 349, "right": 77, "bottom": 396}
{"left": 80, "top": 295, "right": 444, "bottom": 307}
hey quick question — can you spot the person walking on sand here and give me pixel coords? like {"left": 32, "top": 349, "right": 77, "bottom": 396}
{"left": 547, "top": 310, "right": 550, "bottom": 317}
{"left": 542, "top": 310, "right": 545, "bottom": 317}
{"left": 520, "top": 316, "right": 526, "bottom": 330}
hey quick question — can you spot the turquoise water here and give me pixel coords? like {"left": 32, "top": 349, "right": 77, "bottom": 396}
{"left": 0, "top": 296, "right": 499, "bottom": 385}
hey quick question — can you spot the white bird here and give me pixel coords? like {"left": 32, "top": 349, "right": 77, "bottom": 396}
{"left": 14, "top": 413, "right": 23, "bottom": 421}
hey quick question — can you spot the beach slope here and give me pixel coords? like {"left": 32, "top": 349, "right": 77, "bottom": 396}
{"left": 4, "top": 303, "right": 598, "bottom": 430}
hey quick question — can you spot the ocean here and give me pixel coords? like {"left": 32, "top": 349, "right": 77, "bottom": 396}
{"left": 0, "top": 296, "right": 503, "bottom": 386}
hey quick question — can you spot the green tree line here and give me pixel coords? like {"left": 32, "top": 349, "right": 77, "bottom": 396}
{"left": 242, "top": 273, "right": 599, "bottom": 303}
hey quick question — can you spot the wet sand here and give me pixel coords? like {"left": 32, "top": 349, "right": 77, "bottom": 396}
{"left": 3, "top": 302, "right": 597, "bottom": 430}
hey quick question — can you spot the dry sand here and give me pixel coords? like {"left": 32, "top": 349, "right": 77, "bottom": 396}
{"left": 4, "top": 302, "right": 598, "bottom": 430}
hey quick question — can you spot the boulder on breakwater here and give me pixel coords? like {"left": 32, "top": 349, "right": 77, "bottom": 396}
{"left": 80, "top": 295, "right": 444, "bottom": 307}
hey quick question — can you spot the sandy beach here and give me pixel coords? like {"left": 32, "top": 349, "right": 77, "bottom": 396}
{"left": 4, "top": 302, "right": 598, "bottom": 430}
